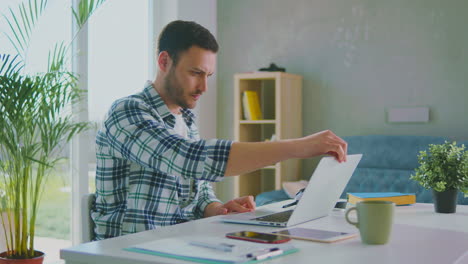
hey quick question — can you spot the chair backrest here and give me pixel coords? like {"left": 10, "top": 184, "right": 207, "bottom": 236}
{"left": 81, "top": 193, "right": 96, "bottom": 242}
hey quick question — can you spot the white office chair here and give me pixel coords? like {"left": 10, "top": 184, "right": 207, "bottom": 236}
{"left": 81, "top": 193, "right": 96, "bottom": 243}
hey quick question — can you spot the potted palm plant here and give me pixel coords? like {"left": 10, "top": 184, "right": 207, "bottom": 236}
{"left": 411, "top": 141, "right": 468, "bottom": 213}
{"left": 0, "top": 0, "right": 105, "bottom": 262}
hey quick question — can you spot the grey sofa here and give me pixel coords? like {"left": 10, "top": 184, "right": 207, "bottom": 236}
{"left": 255, "top": 135, "right": 468, "bottom": 206}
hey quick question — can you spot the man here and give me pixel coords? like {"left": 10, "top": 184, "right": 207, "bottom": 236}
{"left": 92, "top": 20, "right": 347, "bottom": 240}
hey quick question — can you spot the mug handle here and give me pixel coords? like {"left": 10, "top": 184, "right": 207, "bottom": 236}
{"left": 345, "top": 207, "right": 359, "bottom": 227}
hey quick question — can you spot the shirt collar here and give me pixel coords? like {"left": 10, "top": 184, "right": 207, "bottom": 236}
{"left": 143, "top": 81, "right": 195, "bottom": 127}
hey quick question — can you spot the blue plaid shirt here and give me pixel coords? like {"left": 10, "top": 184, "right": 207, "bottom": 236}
{"left": 92, "top": 82, "right": 232, "bottom": 240}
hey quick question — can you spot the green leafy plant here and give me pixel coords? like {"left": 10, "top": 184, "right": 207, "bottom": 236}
{"left": 0, "top": 0, "right": 105, "bottom": 259}
{"left": 411, "top": 141, "right": 468, "bottom": 196}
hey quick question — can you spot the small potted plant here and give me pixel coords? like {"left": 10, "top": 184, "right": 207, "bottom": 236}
{"left": 411, "top": 141, "right": 468, "bottom": 213}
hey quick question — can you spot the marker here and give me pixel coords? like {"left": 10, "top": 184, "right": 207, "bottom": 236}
{"left": 189, "top": 241, "right": 235, "bottom": 252}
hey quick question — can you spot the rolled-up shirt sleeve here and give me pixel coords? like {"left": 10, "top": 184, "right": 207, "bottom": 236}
{"left": 193, "top": 181, "right": 221, "bottom": 218}
{"left": 104, "top": 98, "right": 233, "bottom": 182}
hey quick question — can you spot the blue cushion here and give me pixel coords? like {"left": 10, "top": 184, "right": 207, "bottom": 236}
{"left": 255, "top": 189, "right": 289, "bottom": 206}
{"left": 344, "top": 135, "right": 446, "bottom": 170}
{"left": 458, "top": 141, "right": 468, "bottom": 148}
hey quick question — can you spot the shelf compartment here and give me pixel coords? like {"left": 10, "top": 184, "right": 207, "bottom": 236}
{"left": 238, "top": 79, "right": 276, "bottom": 121}
{"left": 239, "top": 120, "right": 276, "bottom": 124}
{"left": 238, "top": 171, "right": 262, "bottom": 197}
{"left": 238, "top": 169, "right": 277, "bottom": 197}
{"left": 239, "top": 123, "right": 275, "bottom": 142}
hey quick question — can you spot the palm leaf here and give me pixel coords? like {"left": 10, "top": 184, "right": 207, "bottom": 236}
{"left": 72, "top": 0, "right": 106, "bottom": 28}
{"left": 3, "top": 0, "right": 49, "bottom": 60}
{"left": 0, "top": 54, "right": 23, "bottom": 77}
{"left": 47, "top": 41, "right": 68, "bottom": 72}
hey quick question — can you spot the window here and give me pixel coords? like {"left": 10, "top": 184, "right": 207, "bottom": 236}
{"left": 87, "top": 0, "right": 149, "bottom": 192}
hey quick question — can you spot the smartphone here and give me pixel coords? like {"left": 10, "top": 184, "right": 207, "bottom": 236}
{"left": 226, "top": 231, "right": 291, "bottom": 244}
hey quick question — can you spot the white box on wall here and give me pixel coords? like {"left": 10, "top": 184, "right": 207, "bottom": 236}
{"left": 387, "top": 107, "right": 430, "bottom": 123}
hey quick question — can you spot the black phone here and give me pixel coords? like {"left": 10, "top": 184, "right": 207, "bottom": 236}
{"left": 226, "top": 231, "right": 291, "bottom": 244}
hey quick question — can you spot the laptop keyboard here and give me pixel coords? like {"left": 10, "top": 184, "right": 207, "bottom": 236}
{"left": 252, "top": 210, "right": 294, "bottom": 223}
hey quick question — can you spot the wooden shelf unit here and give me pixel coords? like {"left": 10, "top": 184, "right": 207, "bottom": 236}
{"left": 233, "top": 72, "right": 303, "bottom": 197}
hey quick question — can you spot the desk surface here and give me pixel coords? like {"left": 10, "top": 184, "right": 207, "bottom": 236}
{"left": 61, "top": 202, "right": 468, "bottom": 264}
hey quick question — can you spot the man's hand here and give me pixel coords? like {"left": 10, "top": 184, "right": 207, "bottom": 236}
{"left": 292, "top": 130, "right": 348, "bottom": 162}
{"left": 204, "top": 196, "right": 256, "bottom": 217}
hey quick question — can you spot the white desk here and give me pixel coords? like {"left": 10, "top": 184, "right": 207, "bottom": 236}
{"left": 61, "top": 202, "right": 468, "bottom": 264}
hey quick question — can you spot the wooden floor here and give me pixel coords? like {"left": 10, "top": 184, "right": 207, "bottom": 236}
{"left": 34, "top": 236, "right": 71, "bottom": 264}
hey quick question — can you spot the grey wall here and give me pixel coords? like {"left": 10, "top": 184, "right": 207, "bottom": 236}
{"left": 215, "top": 0, "right": 468, "bottom": 200}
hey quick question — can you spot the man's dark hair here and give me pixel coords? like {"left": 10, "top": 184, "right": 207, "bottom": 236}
{"left": 157, "top": 20, "right": 218, "bottom": 65}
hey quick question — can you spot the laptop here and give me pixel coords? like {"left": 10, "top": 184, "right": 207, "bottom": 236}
{"left": 221, "top": 154, "right": 362, "bottom": 227}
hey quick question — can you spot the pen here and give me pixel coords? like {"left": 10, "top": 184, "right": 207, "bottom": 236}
{"left": 282, "top": 188, "right": 305, "bottom": 208}
{"left": 282, "top": 200, "right": 298, "bottom": 208}
{"left": 255, "top": 249, "right": 284, "bottom": 260}
{"left": 189, "top": 241, "right": 236, "bottom": 252}
{"left": 246, "top": 247, "right": 282, "bottom": 259}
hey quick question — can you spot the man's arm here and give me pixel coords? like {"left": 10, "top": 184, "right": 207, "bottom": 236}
{"left": 224, "top": 130, "right": 347, "bottom": 176}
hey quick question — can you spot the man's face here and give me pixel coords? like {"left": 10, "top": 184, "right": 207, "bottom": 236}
{"left": 163, "top": 46, "right": 216, "bottom": 110}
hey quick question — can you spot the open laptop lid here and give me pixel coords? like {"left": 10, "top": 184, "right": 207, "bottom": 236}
{"left": 286, "top": 154, "right": 362, "bottom": 226}
{"left": 221, "top": 154, "right": 362, "bottom": 227}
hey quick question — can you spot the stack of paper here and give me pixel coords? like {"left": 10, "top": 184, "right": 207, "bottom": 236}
{"left": 125, "top": 235, "right": 298, "bottom": 264}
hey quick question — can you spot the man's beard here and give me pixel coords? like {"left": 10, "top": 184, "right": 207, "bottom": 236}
{"left": 163, "top": 68, "right": 191, "bottom": 109}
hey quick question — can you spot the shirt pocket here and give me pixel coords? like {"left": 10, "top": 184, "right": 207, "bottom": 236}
{"left": 177, "top": 177, "right": 198, "bottom": 208}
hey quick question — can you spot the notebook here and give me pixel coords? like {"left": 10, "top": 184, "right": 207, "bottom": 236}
{"left": 222, "top": 154, "right": 362, "bottom": 227}
{"left": 347, "top": 192, "right": 416, "bottom": 206}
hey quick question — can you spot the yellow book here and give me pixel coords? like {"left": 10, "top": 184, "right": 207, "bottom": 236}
{"left": 243, "top": 91, "right": 263, "bottom": 120}
{"left": 242, "top": 92, "right": 251, "bottom": 120}
{"left": 347, "top": 192, "right": 416, "bottom": 206}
